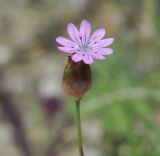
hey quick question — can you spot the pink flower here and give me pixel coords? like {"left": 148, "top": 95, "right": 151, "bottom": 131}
{"left": 56, "top": 20, "right": 114, "bottom": 64}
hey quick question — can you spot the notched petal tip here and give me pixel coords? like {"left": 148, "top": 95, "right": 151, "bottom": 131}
{"left": 99, "top": 28, "right": 106, "bottom": 33}
{"left": 67, "top": 23, "right": 78, "bottom": 33}
{"left": 80, "top": 20, "right": 91, "bottom": 33}
{"left": 96, "top": 28, "right": 106, "bottom": 35}
{"left": 56, "top": 36, "right": 65, "bottom": 44}
{"left": 108, "top": 38, "right": 115, "bottom": 44}
{"left": 67, "top": 23, "right": 74, "bottom": 28}
{"left": 56, "top": 36, "right": 61, "bottom": 42}
{"left": 81, "top": 19, "right": 91, "bottom": 26}
{"left": 57, "top": 46, "right": 65, "bottom": 51}
{"left": 97, "top": 48, "right": 113, "bottom": 55}
{"left": 82, "top": 19, "right": 90, "bottom": 23}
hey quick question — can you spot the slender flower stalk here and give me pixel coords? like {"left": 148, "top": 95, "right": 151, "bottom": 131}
{"left": 62, "top": 57, "right": 91, "bottom": 156}
{"left": 75, "top": 99, "right": 84, "bottom": 156}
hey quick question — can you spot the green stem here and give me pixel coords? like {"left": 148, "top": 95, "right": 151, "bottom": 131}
{"left": 75, "top": 100, "right": 84, "bottom": 156}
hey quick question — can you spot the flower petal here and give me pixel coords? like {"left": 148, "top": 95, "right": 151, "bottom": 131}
{"left": 71, "top": 52, "right": 83, "bottom": 62}
{"left": 90, "top": 52, "right": 106, "bottom": 60}
{"left": 89, "top": 28, "right": 105, "bottom": 45}
{"left": 92, "top": 38, "right": 114, "bottom": 48}
{"left": 56, "top": 36, "right": 76, "bottom": 48}
{"left": 80, "top": 20, "right": 91, "bottom": 45}
{"left": 96, "top": 48, "right": 113, "bottom": 55}
{"left": 83, "top": 54, "right": 93, "bottom": 64}
{"left": 67, "top": 23, "right": 82, "bottom": 45}
{"left": 58, "top": 47, "right": 75, "bottom": 53}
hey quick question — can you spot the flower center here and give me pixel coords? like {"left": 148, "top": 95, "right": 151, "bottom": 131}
{"left": 79, "top": 44, "right": 92, "bottom": 53}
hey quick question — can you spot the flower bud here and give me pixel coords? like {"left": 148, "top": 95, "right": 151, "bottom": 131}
{"left": 62, "top": 57, "right": 92, "bottom": 100}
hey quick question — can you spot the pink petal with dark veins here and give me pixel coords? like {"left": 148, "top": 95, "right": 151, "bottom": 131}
{"left": 83, "top": 53, "right": 94, "bottom": 64}
{"left": 95, "top": 48, "right": 113, "bottom": 55}
{"left": 67, "top": 23, "right": 82, "bottom": 46}
{"left": 80, "top": 20, "right": 91, "bottom": 45}
{"left": 58, "top": 47, "right": 76, "bottom": 53}
{"left": 56, "top": 36, "right": 76, "bottom": 48}
{"left": 92, "top": 38, "right": 114, "bottom": 48}
{"left": 89, "top": 28, "right": 106, "bottom": 45}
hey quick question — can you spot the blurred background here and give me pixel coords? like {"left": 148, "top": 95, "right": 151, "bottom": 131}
{"left": 0, "top": 0, "right": 160, "bottom": 156}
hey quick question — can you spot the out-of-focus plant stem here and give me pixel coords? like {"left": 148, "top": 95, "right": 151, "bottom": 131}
{"left": 0, "top": 91, "right": 33, "bottom": 156}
